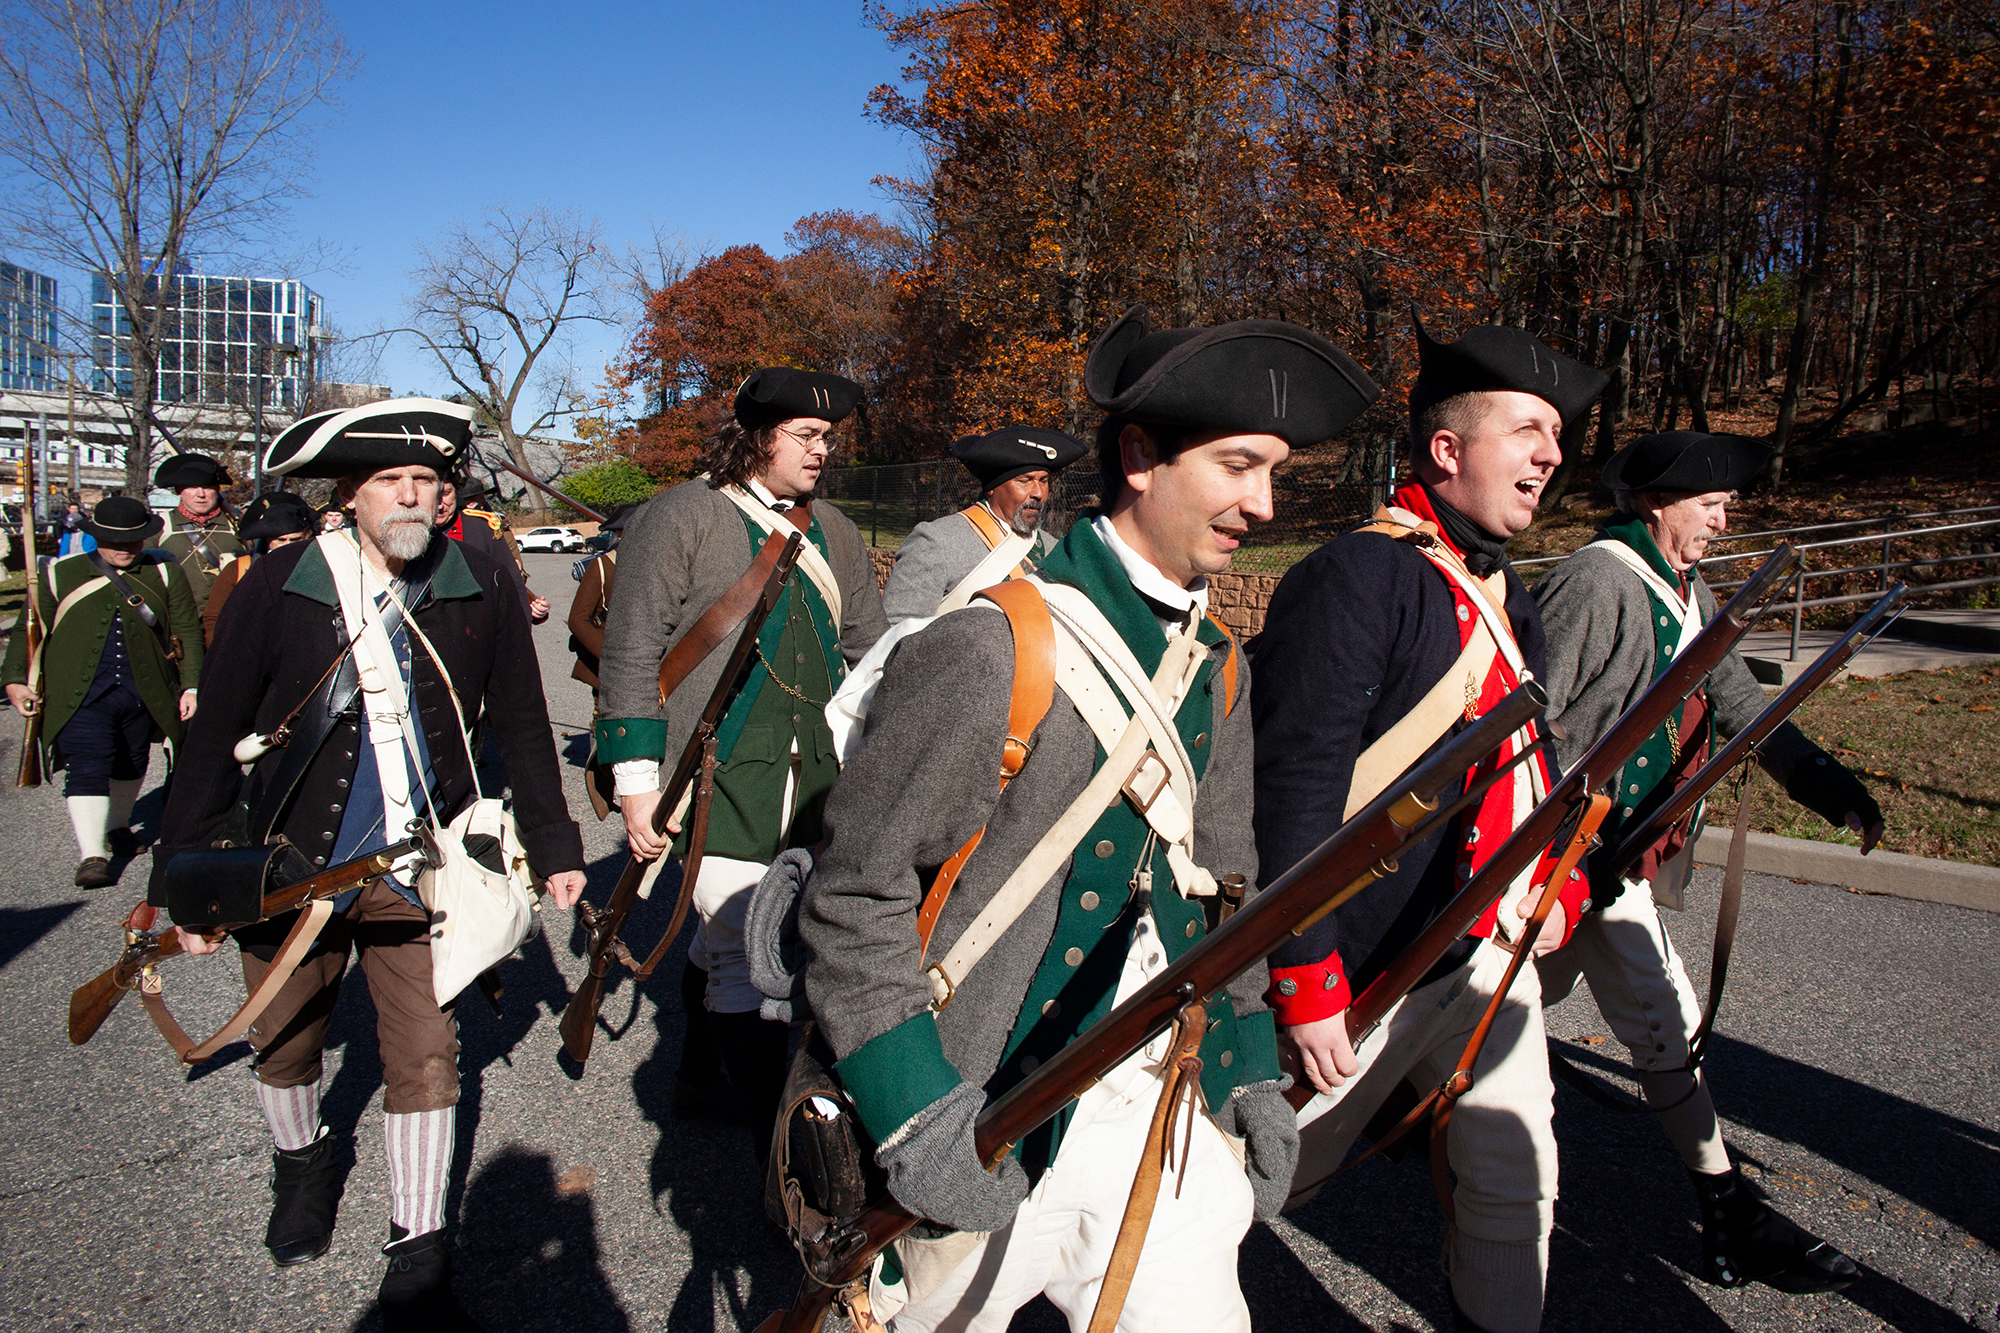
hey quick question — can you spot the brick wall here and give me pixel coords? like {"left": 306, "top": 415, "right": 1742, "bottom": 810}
{"left": 865, "top": 547, "right": 1284, "bottom": 637}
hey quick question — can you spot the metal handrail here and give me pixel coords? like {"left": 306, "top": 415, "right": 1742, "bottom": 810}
{"left": 1514, "top": 504, "right": 2000, "bottom": 570}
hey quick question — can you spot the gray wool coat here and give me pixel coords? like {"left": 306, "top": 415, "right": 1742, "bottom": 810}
{"left": 799, "top": 603, "right": 1265, "bottom": 1117}
{"left": 881, "top": 509, "right": 1058, "bottom": 625}
{"left": 1533, "top": 542, "right": 1825, "bottom": 795}
{"left": 596, "top": 479, "right": 887, "bottom": 767}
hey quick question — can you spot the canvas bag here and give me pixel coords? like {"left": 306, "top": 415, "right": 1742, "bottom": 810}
{"left": 323, "top": 533, "right": 539, "bottom": 1007}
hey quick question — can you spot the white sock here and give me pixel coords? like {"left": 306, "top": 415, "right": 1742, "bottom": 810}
{"left": 256, "top": 1080, "right": 325, "bottom": 1152}
{"left": 107, "top": 776, "right": 143, "bottom": 833}
{"left": 384, "top": 1107, "right": 455, "bottom": 1239}
{"left": 1641, "top": 1070, "right": 1732, "bottom": 1174}
{"left": 66, "top": 796, "right": 110, "bottom": 860}
{"left": 1449, "top": 1231, "right": 1548, "bottom": 1333}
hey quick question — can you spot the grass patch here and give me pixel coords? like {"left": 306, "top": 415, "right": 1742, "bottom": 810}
{"left": 1703, "top": 665, "right": 2000, "bottom": 866}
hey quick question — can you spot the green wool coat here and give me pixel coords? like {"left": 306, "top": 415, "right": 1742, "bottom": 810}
{"left": 1, "top": 552, "right": 206, "bottom": 761}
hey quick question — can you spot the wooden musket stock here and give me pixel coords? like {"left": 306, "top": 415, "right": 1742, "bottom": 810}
{"left": 754, "top": 683, "right": 1552, "bottom": 1333}
{"left": 1607, "top": 582, "right": 1908, "bottom": 880}
{"left": 1337, "top": 544, "right": 1800, "bottom": 1054}
{"left": 560, "top": 531, "right": 803, "bottom": 1067}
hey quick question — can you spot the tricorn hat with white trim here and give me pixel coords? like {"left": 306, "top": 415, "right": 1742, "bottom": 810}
{"left": 1083, "top": 305, "right": 1380, "bottom": 447}
{"left": 263, "top": 398, "right": 475, "bottom": 479}
{"left": 952, "top": 426, "right": 1088, "bottom": 492}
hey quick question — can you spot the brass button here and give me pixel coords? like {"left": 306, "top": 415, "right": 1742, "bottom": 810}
{"left": 1094, "top": 840, "right": 1114, "bottom": 858}
{"left": 1184, "top": 921, "right": 1197, "bottom": 938}
{"left": 1079, "top": 891, "right": 1100, "bottom": 911}
{"left": 1042, "top": 999, "right": 1060, "bottom": 1017}
{"left": 1219, "top": 1050, "right": 1234, "bottom": 1068}
{"left": 1192, "top": 732, "right": 1208, "bottom": 749}
{"left": 1064, "top": 947, "right": 1084, "bottom": 967}
{"left": 616, "top": 726, "right": 627, "bottom": 737}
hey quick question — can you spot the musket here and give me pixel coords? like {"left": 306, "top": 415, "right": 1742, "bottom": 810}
{"left": 1606, "top": 583, "right": 1908, "bottom": 880}
{"left": 560, "top": 529, "right": 803, "bottom": 1066}
{"left": 754, "top": 683, "right": 1552, "bottom": 1333}
{"left": 14, "top": 441, "right": 45, "bottom": 787}
{"left": 1333, "top": 543, "right": 1801, "bottom": 1060}
{"left": 487, "top": 458, "right": 609, "bottom": 525}
{"left": 68, "top": 836, "right": 425, "bottom": 1048}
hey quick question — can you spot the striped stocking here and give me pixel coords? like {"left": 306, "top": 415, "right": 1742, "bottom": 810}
{"left": 255, "top": 1079, "right": 324, "bottom": 1152}
{"left": 384, "top": 1108, "right": 455, "bottom": 1239}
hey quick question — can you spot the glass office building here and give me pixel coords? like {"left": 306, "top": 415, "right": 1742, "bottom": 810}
{"left": 1, "top": 260, "right": 60, "bottom": 392}
{"left": 91, "top": 264, "right": 324, "bottom": 410}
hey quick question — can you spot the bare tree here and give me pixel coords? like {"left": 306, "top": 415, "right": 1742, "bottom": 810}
{"left": 386, "top": 205, "right": 610, "bottom": 475}
{"left": 0, "top": 0, "right": 353, "bottom": 492}
{"left": 604, "top": 216, "right": 699, "bottom": 329}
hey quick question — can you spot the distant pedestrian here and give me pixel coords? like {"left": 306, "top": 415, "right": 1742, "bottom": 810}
{"left": 2, "top": 496, "right": 203, "bottom": 887}
{"left": 154, "top": 453, "right": 244, "bottom": 605}
{"left": 200, "top": 491, "right": 317, "bottom": 645}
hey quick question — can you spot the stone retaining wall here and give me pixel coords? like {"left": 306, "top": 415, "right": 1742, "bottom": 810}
{"left": 865, "top": 548, "right": 1285, "bottom": 637}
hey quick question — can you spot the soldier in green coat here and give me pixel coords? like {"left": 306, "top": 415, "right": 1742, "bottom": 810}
{"left": 4, "top": 496, "right": 204, "bottom": 886}
{"left": 155, "top": 452, "right": 244, "bottom": 606}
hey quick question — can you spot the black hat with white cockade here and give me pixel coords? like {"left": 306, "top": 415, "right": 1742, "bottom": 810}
{"left": 1410, "top": 312, "right": 1608, "bottom": 429}
{"left": 952, "top": 426, "right": 1089, "bottom": 492}
{"left": 262, "top": 398, "right": 475, "bottom": 479}
{"left": 236, "top": 491, "right": 318, "bottom": 540}
{"left": 152, "top": 452, "right": 232, "bottom": 491}
{"left": 1083, "top": 305, "right": 1380, "bottom": 446}
{"left": 1602, "top": 430, "right": 1771, "bottom": 496}
{"left": 732, "top": 367, "right": 863, "bottom": 430}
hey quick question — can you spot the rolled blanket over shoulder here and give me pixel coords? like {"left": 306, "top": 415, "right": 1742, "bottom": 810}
{"left": 746, "top": 847, "right": 815, "bottom": 1022}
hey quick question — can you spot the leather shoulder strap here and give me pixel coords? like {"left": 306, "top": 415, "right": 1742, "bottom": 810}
{"left": 960, "top": 503, "right": 1007, "bottom": 551}
{"left": 1205, "top": 613, "right": 1239, "bottom": 718}
{"left": 655, "top": 531, "right": 796, "bottom": 709}
{"left": 915, "top": 578, "right": 1056, "bottom": 953}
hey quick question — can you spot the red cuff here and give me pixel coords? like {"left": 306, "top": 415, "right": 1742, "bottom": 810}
{"left": 1553, "top": 862, "right": 1591, "bottom": 948}
{"left": 1266, "top": 958, "right": 1351, "bottom": 1026}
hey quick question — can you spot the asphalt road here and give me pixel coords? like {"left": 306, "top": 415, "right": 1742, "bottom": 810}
{"left": 0, "top": 550, "right": 1993, "bottom": 1332}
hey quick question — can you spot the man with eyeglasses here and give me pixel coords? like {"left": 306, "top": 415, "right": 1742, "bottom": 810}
{"left": 595, "top": 367, "right": 888, "bottom": 1166}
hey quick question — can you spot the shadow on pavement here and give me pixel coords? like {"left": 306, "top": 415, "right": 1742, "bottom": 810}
{"left": 0, "top": 900, "right": 84, "bottom": 970}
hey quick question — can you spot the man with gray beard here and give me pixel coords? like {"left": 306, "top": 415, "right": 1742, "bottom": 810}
{"left": 154, "top": 398, "right": 584, "bottom": 1331}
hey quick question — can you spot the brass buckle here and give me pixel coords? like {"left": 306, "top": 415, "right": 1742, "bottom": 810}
{"left": 1122, "top": 749, "right": 1171, "bottom": 815}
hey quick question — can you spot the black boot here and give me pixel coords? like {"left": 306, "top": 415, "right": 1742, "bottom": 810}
{"left": 710, "top": 1008, "right": 792, "bottom": 1164}
{"left": 380, "top": 1229, "right": 481, "bottom": 1332}
{"left": 672, "top": 961, "right": 729, "bottom": 1114}
{"left": 265, "top": 1134, "right": 341, "bottom": 1266}
{"left": 1449, "top": 1294, "right": 1490, "bottom": 1332}
{"left": 1690, "top": 1167, "right": 1860, "bottom": 1293}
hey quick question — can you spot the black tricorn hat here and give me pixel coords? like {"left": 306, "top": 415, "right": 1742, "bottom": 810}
{"left": 263, "top": 398, "right": 475, "bottom": 480}
{"left": 236, "top": 491, "right": 318, "bottom": 540}
{"left": 81, "top": 495, "right": 164, "bottom": 543}
{"left": 1602, "top": 431, "right": 1770, "bottom": 495}
{"left": 1411, "top": 313, "right": 1608, "bottom": 429}
{"left": 1083, "top": 306, "right": 1380, "bottom": 446}
{"left": 153, "top": 452, "right": 231, "bottom": 492}
{"left": 733, "top": 367, "right": 862, "bottom": 429}
{"left": 602, "top": 503, "right": 635, "bottom": 533}
{"left": 453, "top": 472, "right": 491, "bottom": 504}
{"left": 952, "top": 426, "right": 1089, "bottom": 491}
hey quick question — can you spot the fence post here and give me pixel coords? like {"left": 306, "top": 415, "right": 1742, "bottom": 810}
{"left": 1880, "top": 516, "right": 1892, "bottom": 593}
{"left": 870, "top": 468, "right": 879, "bottom": 547}
{"left": 1789, "top": 559, "right": 1807, "bottom": 662}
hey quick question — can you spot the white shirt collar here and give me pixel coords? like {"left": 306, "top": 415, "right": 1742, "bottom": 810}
{"left": 746, "top": 476, "right": 796, "bottom": 512}
{"left": 1092, "top": 514, "right": 1208, "bottom": 628}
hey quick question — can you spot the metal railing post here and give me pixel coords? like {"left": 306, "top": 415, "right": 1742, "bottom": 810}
{"left": 1790, "top": 560, "right": 1806, "bottom": 662}
{"left": 1881, "top": 516, "right": 1892, "bottom": 593}
{"left": 870, "top": 467, "right": 879, "bottom": 547}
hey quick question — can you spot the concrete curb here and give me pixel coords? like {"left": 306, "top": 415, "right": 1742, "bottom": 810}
{"left": 1693, "top": 826, "right": 2000, "bottom": 914}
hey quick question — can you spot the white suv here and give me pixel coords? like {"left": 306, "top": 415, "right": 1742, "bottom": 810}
{"left": 517, "top": 525, "right": 586, "bottom": 553}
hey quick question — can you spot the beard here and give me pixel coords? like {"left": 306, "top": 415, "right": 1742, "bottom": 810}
{"left": 1008, "top": 501, "right": 1045, "bottom": 537}
{"left": 375, "top": 505, "right": 435, "bottom": 561}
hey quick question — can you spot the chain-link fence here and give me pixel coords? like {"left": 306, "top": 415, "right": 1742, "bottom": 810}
{"left": 818, "top": 445, "right": 1393, "bottom": 574}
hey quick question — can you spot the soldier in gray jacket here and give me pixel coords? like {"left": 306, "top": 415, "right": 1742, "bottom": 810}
{"left": 595, "top": 367, "right": 887, "bottom": 1164}
{"left": 1533, "top": 430, "right": 1881, "bottom": 1295}
{"left": 800, "top": 306, "right": 1378, "bottom": 1332}
{"left": 882, "top": 425, "right": 1087, "bottom": 623}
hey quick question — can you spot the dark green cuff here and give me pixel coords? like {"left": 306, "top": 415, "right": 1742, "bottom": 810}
{"left": 593, "top": 717, "right": 666, "bottom": 764}
{"left": 1232, "top": 1009, "right": 1282, "bottom": 1088}
{"left": 836, "top": 1011, "right": 963, "bottom": 1146}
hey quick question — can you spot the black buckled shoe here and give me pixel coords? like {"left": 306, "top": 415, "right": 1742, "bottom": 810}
{"left": 1691, "top": 1167, "right": 1861, "bottom": 1294}
{"left": 266, "top": 1134, "right": 341, "bottom": 1266}
{"left": 108, "top": 827, "right": 143, "bottom": 858}
{"left": 380, "top": 1229, "right": 482, "bottom": 1332}
{"left": 75, "top": 857, "right": 114, "bottom": 889}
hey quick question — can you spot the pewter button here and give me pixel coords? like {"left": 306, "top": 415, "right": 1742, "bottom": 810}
{"left": 1184, "top": 921, "right": 1197, "bottom": 938}
{"left": 1042, "top": 999, "right": 1060, "bottom": 1017}
{"left": 320, "top": 831, "right": 334, "bottom": 841}
{"left": 1323, "top": 974, "right": 1339, "bottom": 990}
{"left": 1219, "top": 1051, "right": 1234, "bottom": 1068}
{"left": 1192, "top": 732, "right": 1208, "bottom": 749}
{"left": 1064, "top": 947, "right": 1083, "bottom": 966}
{"left": 1636, "top": 756, "right": 1648, "bottom": 767}
{"left": 1079, "top": 891, "right": 1100, "bottom": 911}
{"left": 1094, "top": 840, "right": 1114, "bottom": 858}
{"left": 1628, "top": 784, "right": 1640, "bottom": 794}
{"left": 1277, "top": 978, "right": 1298, "bottom": 996}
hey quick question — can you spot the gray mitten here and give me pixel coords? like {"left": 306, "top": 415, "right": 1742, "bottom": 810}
{"left": 876, "top": 1081, "right": 1029, "bottom": 1233}
{"left": 1216, "top": 1078, "right": 1300, "bottom": 1220}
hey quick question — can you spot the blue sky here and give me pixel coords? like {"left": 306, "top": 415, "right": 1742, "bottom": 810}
{"left": 267, "top": 1, "right": 918, "bottom": 411}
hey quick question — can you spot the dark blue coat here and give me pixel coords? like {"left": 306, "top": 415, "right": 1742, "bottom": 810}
{"left": 1251, "top": 529, "right": 1547, "bottom": 998}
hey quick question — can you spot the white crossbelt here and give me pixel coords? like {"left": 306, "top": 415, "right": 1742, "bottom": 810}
{"left": 1587, "top": 538, "right": 1705, "bottom": 657}
{"left": 714, "top": 480, "right": 844, "bottom": 628}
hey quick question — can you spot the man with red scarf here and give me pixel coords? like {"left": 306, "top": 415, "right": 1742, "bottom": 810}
{"left": 155, "top": 453, "right": 244, "bottom": 606}
{"left": 1251, "top": 318, "right": 1607, "bottom": 1333}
